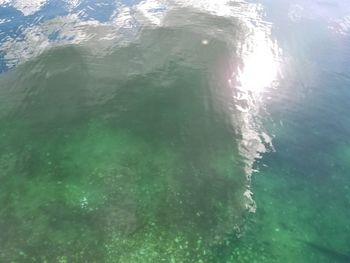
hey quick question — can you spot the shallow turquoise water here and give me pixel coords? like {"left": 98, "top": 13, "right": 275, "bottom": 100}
{"left": 0, "top": 0, "right": 350, "bottom": 262}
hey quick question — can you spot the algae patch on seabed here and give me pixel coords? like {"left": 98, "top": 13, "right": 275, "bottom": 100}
{"left": 0, "top": 14, "right": 250, "bottom": 262}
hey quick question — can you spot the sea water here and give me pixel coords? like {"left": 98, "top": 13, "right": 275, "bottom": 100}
{"left": 0, "top": 0, "right": 349, "bottom": 262}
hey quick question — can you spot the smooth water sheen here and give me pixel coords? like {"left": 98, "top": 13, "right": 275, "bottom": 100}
{"left": 0, "top": 0, "right": 350, "bottom": 262}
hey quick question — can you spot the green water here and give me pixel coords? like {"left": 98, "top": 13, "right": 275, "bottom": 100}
{"left": 1, "top": 1, "right": 350, "bottom": 262}
{"left": 0, "top": 24, "right": 250, "bottom": 262}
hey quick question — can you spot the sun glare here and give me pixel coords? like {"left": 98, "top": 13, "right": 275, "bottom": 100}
{"left": 238, "top": 30, "right": 280, "bottom": 94}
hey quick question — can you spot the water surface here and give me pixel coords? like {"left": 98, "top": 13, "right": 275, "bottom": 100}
{"left": 0, "top": 0, "right": 350, "bottom": 262}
